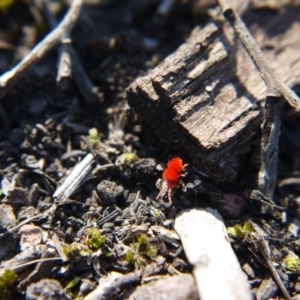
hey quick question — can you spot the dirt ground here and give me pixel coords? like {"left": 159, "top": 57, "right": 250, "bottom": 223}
{"left": 0, "top": 1, "right": 300, "bottom": 299}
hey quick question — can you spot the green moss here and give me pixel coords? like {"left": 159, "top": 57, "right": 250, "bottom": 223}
{"left": 122, "top": 153, "right": 138, "bottom": 164}
{"left": 63, "top": 244, "right": 86, "bottom": 259}
{"left": 146, "top": 246, "right": 157, "bottom": 258}
{"left": 284, "top": 255, "right": 300, "bottom": 272}
{"left": 87, "top": 228, "right": 105, "bottom": 250}
{"left": 227, "top": 221, "right": 253, "bottom": 240}
{"left": 62, "top": 245, "right": 71, "bottom": 256}
{"left": 136, "top": 234, "right": 147, "bottom": 246}
{"left": 116, "top": 153, "right": 138, "bottom": 165}
{"left": 126, "top": 234, "right": 158, "bottom": 269}
{"left": 0, "top": 269, "right": 17, "bottom": 291}
{"left": 125, "top": 250, "right": 135, "bottom": 265}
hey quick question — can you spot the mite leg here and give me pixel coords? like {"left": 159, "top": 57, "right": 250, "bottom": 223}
{"left": 167, "top": 188, "right": 173, "bottom": 204}
{"left": 156, "top": 181, "right": 168, "bottom": 200}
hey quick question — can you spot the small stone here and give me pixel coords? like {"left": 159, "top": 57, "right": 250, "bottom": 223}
{"left": 102, "top": 222, "right": 115, "bottom": 230}
{"left": 205, "top": 85, "right": 213, "bottom": 92}
{"left": 79, "top": 279, "right": 97, "bottom": 297}
{"left": 218, "top": 193, "right": 247, "bottom": 219}
{"left": 6, "top": 187, "right": 30, "bottom": 207}
{"left": 144, "top": 256, "right": 166, "bottom": 277}
{"left": 0, "top": 235, "right": 15, "bottom": 260}
{"left": 65, "top": 227, "right": 75, "bottom": 243}
{"left": 18, "top": 206, "right": 39, "bottom": 221}
{"left": 172, "top": 257, "right": 187, "bottom": 272}
{"left": 19, "top": 224, "right": 43, "bottom": 251}
{"left": 256, "top": 276, "right": 278, "bottom": 300}
{"left": 97, "top": 180, "right": 124, "bottom": 207}
{"left": 128, "top": 274, "right": 199, "bottom": 300}
{"left": 0, "top": 204, "right": 17, "bottom": 230}
{"left": 1, "top": 177, "right": 12, "bottom": 196}
{"left": 26, "top": 279, "right": 71, "bottom": 300}
{"left": 132, "top": 158, "right": 157, "bottom": 176}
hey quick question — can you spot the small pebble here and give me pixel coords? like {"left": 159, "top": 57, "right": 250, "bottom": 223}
{"left": 6, "top": 187, "right": 30, "bottom": 207}
{"left": 97, "top": 180, "right": 124, "bottom": 207}
{"left": 0, "top": 204, "right": 17, "bottom": 230}
{"left": 19, "top": 224, "right": 43, "bottom": 251}
{"left": 26, "top": 279, "right": 71, "bottom": 300}
{"left": 79, "top": 279, "right": 97, "bottom": 297}
{"left": 218, "top": 193, "right": 246, "bottom": 219}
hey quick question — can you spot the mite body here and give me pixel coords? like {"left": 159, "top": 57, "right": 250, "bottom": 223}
{"left": 156, "top": 157, "right": 187, "bottom": 203}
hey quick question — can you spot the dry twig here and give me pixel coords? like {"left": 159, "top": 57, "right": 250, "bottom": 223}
{"left": 250, "top": 189, "right": 284, "bottom": 210}
{"left": 41, "top": 0, "right": 73, "bottom": 89}
{"left": 42, "top": 0, "right": 101, "bottom": 102}
{"left": 0, "top": 0, "right": 83, "bottom": 100}
{"left": 217, "top": 0, "right": 300, "bottom": 200}
{"left": 251, "top": 222, "right": 291, "bottom": 300}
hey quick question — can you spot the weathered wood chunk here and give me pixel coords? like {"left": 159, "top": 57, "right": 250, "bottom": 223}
{"left": 127, "top": 2, "right": 300, "bottom": 181}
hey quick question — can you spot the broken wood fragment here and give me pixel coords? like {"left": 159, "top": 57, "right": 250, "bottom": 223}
{"left": 127, "top": 1, "right": 300, "bottom": 181}
{"left": 217, "top": 0, "right": 300, "bottom": 199}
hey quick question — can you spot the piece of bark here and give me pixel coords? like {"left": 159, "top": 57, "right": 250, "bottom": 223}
{"left": 174, "top": 208, "right": 252, "bottom": 300}
{"left": 126, "top": 1, "right": 300, "bottom": 181}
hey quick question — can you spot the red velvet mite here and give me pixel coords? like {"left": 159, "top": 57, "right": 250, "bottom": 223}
{"left": 156, "top": 157, "right": 187, "bottom": 204}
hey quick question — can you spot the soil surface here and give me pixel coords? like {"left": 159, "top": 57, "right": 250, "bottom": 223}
{"left": 0, "top": 1, "right": 300, "bottom": 299}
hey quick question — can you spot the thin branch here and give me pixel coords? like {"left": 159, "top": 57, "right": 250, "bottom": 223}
{"left": 258, "top": 97, "right": 281, "bottom": 199}
{"left": 217, "top": 0, "right": 300, "bottom": 111}
{"left": 41, "top": 0, "right": 73, "bottom": 89}
{"left": 251, "top": 223, "right": 292, "bottom": 300}
{"left": 42, "top": 0, "right": 101, "bottom": 103}
{"left": 250, "top": 189, "right": 284, "bottom": 212}
{"left": 0, "top": 0, "right": 83, "bottom": 100}
{"left": 0, "top": 257, "right": 63, "bottom": 275}
{"left": 0, "top": 204, "right": 57, "bottom": 240}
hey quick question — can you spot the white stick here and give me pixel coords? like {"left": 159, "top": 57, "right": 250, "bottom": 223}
{"left": 175, "top": 208, "right": 252, "bottom": 300}
{"left": 53, "top": 153, "right": 94, "bottom": 202}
